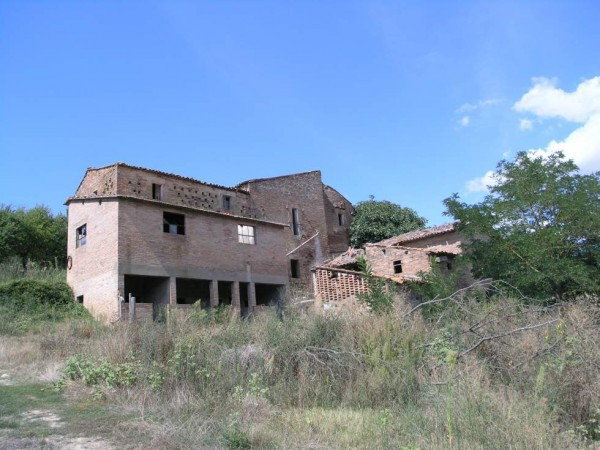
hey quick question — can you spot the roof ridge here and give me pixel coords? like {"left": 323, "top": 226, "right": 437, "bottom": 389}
{"left": 236, "top": 170, "right": 321, "bottom": 187}
{"left": 85, "top": 162, "right": 249, "bottom": 193}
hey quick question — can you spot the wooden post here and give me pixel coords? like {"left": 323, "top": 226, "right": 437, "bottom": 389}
{"left": 129, "top": 293, "right": 136, "bottom": 322}
{"left": 118, "top": 295, "right": 123, "bottom": 320}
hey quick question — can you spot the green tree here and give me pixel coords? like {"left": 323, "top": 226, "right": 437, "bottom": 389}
{"left": 356, "top": 255, "right": 394, "bottom": 314}
{"left": 349, "top": 198, "right": 426, "bottom": 248}
{"left": 0, "top": 205, "right": 67, "bottom": 269}
{"left": 444, "top": 151, "right": 600, "bottom": 300}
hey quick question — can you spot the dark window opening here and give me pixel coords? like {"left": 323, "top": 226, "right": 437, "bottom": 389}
{"left": 292, "top": 208, "right": 300, "bottom": 236}
{"left": 290, "top": 259, "right": 300, "bottom": 278}
{"left": 447, "top": 262, "right": 452, "bottom": 271}
{"left": 222, "top": 195, "right": 231, "bottom": 210}
{"left": 393, "top": 260, "right": 403, "bottom": 274}
{"left": 338, "top": 213, "right": 344, "bottom": 226}
{"left": 77, "top": 295, "right": 84, "bottom": 304}
{"left": 76, "top": 224, "right": 87, "bottom": 248}
{"left": 152, "top": 184, "right": 163, "bottom": 200}
{"left": 163, "top": 212, "right": 185, "bottom": 235}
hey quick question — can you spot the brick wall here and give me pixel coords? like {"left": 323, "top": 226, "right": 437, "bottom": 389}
{"left": 66, "top": 199, "right": 120, "bottom": 320}
{"left": 365, "top": 231, "right": 462, "bottom": 277}
{"left": 313, "top": 268, "right": 368, "bottom": 303}
{"left": 240, "top": 172, "right": 330, "bottom": 287}
{"left": 323, "top": 185, "right": 353, "bottom": 255}
{"left": 75, "top": 166, "right": 117, "bottom": 197}
{"left": 365, "top": 246, "right": 432, "bottom": 277}
{"left": 118, "top": 198, "right": 289, "bottom": 281}
{"left": 116, "top": 165, "right": 254, "bottom": 217}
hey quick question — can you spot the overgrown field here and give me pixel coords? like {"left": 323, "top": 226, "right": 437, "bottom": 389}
{"left": 1, "top": 283, "right": 599, "bottom": 449}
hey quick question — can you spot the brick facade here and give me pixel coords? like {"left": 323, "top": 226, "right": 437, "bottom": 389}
{"left": 66, "top": 163, "right": 352, "bottom": 320}
{"left": 314, "top": 224, "right": 465, "bottom": 310}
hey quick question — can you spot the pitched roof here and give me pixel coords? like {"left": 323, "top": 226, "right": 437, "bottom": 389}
{"left": 373, "top": 223, "right": 456, "bottom": 247}
{"left": 236, "top": 170, "right": 321, "bottom": 187}
{"left": 323, "top": 248, "right": 364, "bottom": 268}
{"left": 86, "top": 163, "right": 248, "bottom": 193}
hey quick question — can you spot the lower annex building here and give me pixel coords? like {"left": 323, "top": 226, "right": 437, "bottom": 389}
{"left": 66, "top": 163, "right": 353, "bottom": 320}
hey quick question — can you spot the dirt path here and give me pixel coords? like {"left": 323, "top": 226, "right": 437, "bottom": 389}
{"left": 0, "top": 368, "right": 116, "bottom": 450}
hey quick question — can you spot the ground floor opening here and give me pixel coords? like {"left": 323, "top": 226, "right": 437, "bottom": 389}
{"left": 255, "top": 283, "right": 284, "bottom": 308}
{"left": 123, "top": 275, "right": 170, "bottom": 320}
{"left": 176, "top": 278, "right": 211, "bottom": 308}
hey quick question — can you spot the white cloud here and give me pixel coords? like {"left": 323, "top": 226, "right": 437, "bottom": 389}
{"left": 466, "top": 170, "right": 497, "bottom": 194}
{"left": 514, "top": 76, "right": 600, "bottom": 172}
{"left": 528, "top": 114, "right": 600, "bottom": 172}
{"left": 514, "top": 76, "right": 600, "bottom": 123}
{"left": 519, "top": 118, "right": 534, "bottom": 130}
{"left": 459, "top": 116, "right": 470, "bottom": 127}
{"left": 467, "top": 76, "right": 600, "bottom": 194}
{"left": 457, "top": 98, "right": 503, "bottom": 114}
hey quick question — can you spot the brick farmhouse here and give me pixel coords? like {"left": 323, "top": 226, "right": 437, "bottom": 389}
{"left": 66, "top": 163, "right": 353, "bottom": 320}
{"left": 313, "top": 223, "right": 464, "bottom": 312}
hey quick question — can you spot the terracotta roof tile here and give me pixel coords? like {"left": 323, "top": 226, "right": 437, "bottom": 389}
{"left": 373, "top": 223, "right": 456, "bottom": 247}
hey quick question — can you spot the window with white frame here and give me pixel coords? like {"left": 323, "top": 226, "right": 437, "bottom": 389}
{"left": 238, "top": 225, "right": 255, "bottom": 245}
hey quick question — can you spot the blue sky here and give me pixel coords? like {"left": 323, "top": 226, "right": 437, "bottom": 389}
{"left": 2, "top": 1, "right": 599, "bottom": 225}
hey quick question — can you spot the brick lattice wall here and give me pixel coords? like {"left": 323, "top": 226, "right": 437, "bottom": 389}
{"left": 314, "top": 268, "right": 368, "bottom": 303}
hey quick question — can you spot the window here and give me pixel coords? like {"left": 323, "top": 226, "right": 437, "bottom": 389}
{"left": 238, "top": 225, "right": 255, "bottom": 245}
{"left": 163, "top": 212, "right": 185, "bottom": 235}
{"left": 152, "top": 184, "right": 163, "bottom": 200}
{"left": 222, "top": 195, "right": 231, "bottom": 210}
{"left": 76, "top": 224, "right": 87, "bottom": 248}
{"left": 292, "top": 208, "right": 300, "bottom": 236}
{"left": 77, "top": 295, "right": 84, "bottom": 304}
{"left": 338, "top": 213, "right": 344, "bottom": 226}
{"left": 290, "top": 259, "right": 300, "bottom": 278}
{"left": 393, "top": 260, "right": 403, "bottom": 274}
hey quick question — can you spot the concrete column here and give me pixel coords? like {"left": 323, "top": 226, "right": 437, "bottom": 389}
{"left": 248, "top": 282, "right": 256, "bottom": 314}
{"left": 232, "top": 281, "right": 241, "bottom": 309}
{"left": 169, "top": 277, "right": 177, "bottom": 305}
{"left": 312, "top": 272, "right": 322, "bottom": 308}
{"left": 210, "top": 280, "right": 219, "bottom": 307}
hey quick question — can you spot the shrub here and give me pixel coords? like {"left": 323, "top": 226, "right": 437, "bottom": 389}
{"left": 0, "top": 278, "right": 91, "bottom": 334}
{"left": 356, "top": 255, "right": 394, "bottom": 314}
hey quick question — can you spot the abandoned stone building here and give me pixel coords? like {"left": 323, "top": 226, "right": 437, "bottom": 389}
{"left": 313, "top": 223, "right": 462, "bottom": 311}
{"left": 66, "top": 163, "right": 353, "bottom": 320}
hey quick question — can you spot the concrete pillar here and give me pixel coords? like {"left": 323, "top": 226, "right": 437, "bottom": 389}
{"left": 248, "top": 282, "right": 256, "bottom": 314}
{"left": 169, "top": 277, "right": 177, "bottom": 305}
{"left": 312, "top": 272, "right": 322, "bottom": 308}
{"left": 232, "top": 281, "right": 241, "bottom": 309}
{"left": 210, "top": 280, "right": 219, "bottom": 307}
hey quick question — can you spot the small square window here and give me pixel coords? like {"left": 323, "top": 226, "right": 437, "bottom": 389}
{"left": 76, "top": 224, "right": 87, "bottom": 248}
{"left": 238, "top": 225, "right": 255, "bottom": 245}
{"left": 77, "top": 295, "right": 84, "bottom": 304}
{"left": 290, "top": 259, "right": 300, "bottom": 278}
{"left": 393, "top": 260, "right": 403, "bottom": 274}
{"left": 222, "top": 195, "right": 231, "bottom": 210}
{"left": 152, "top": 184, "right": 163, "bottom": 200}
{"left": 163, "top": 212, "right": 185, "bottom": 235}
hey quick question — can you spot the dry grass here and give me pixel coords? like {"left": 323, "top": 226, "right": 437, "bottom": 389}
{"left": 1, "top": 291, "right": 599, "bottom": 448}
